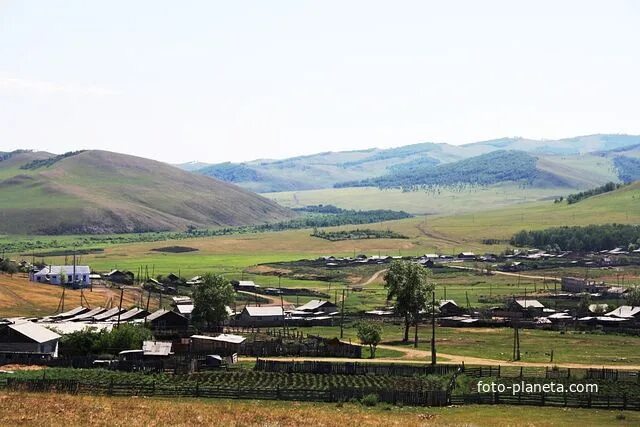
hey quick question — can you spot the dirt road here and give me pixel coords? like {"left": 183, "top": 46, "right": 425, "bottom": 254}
{"left": 359, "top": 269, "right": 387, "bottom": 286}
{"left": 237, "top": 290, "right": 295, "bottom": 309}
{"left": 248, "top": 342, "right": 640, "bottom": 370}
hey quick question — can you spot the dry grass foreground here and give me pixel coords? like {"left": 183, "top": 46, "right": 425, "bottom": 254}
{"left": 1, "top": 392, "right": 639, "bottom": 427}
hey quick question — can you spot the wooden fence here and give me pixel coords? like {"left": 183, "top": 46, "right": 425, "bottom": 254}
{"left": 451, "top": 392, "right": 640, "bottom": 410}
{"left": 463, "top": 365, "right": 640, "bottom": 382}
{"left": 255, "top": 359, "right": 462, "bottom": 377}
{"left": 2, "top": 378, "right": 450, "bottom": 406}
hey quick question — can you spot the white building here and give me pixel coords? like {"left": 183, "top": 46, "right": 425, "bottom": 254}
{"left": 30, "top": 265, "right": 91, "bottom": 286}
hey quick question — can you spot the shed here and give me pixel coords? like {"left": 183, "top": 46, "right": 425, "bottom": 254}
{"left": 191, "top": 334, "right": 246, "bottom": 355}
{"left": 439, "top": 300, "right": 463, "bottom": 316}
{"left": 0, "top": 322, "right": 61, "bottom": 357}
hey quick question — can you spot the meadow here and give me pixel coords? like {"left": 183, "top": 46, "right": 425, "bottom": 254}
{"left": 263, "top": 184, "right": 567, "bottom": 215}
{"left": 0, "top": 391, "right": 638, "bottom": 426}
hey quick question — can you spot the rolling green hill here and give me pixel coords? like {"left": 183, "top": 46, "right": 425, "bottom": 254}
{"left": 0, "top": 150, "right": 294, "bottom": 234}
{"left": 187, "top": 134, "right": 640, "bottom": 192}
{"left": 427, "top": 180, "right": 640, "bottom": 243}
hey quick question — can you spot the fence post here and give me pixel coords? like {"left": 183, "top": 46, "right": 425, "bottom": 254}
{"left": 108, "top": 379, "right": 113, "bottom": 396}
{"left": 623, "top": 393, "right": 627, "bottom": 410}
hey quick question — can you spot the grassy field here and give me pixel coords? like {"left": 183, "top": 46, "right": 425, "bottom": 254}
{"left": 263, "top": 184, "right": 568, "bottom": 215}
{"left": 1, "top": 391, "right": 638, "bottom": 426}
{"left": 426, "top": 181, "right": 640, "bottom": 242}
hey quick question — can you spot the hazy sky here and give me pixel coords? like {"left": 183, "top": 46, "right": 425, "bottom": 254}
{"left": 1, "top": 1, "right": 639, "bottom": 164}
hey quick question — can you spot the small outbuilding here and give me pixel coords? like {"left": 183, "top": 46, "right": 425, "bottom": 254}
{"left": 0, "top": 322, "right": 61, "bottom": 357}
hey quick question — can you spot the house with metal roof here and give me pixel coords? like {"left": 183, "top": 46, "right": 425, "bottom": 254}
{"left": 30, "top": 265, "right": 91, "bottom": 286}
{"left": 145, "top": 309, "right": 189, "bottom": 330}
{"left": 0, "top": 321, "right": 61, "bottom": 357}
{"left": 295, "top": 299, "right": 339, "bottom": 315}
{"left": 237, "top": 306, "right": 284, "bottom": 326}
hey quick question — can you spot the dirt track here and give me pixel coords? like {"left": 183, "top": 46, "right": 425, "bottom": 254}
{"left": 249, "top": 342, "right": 640, "bottom": 370}
{"left": 359, "top": 269, "right": 387, "bottom": 286}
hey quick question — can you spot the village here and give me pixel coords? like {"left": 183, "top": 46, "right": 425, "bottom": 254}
{"left": 2, "top": 245, "right": 640, "bottom": 371}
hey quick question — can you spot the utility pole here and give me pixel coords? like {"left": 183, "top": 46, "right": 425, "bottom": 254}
{"left": 280, "top": 294, "right": 286, "bottom": 334}
{"left": 431, "top": 290, "right": 436, "bottom": 365}
{"left": 116, "top": 288, "right": 124, "bottom": 328}
{"left": 513, "top": 319, "right": 521, "bottom": 361}
{"left": 340, "top": 289, "right": 345, "bottom": 339}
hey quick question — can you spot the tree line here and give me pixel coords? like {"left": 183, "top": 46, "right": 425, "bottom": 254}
{"left": 556, "top": 182, "right": 624, "bottom": 204}
{"left": 511, "top": 224, "right": 640, "bottom": 252}
{"left": 311, "top": 228, "right": 408, "bottom": 241}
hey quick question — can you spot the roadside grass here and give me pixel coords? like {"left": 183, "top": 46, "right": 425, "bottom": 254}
{"left": 1, "top": 391, "right": 638, "bottom": 426}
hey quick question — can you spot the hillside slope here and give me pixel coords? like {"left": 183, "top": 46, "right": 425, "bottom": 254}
{"left": 191, "top": 134, "right": 640, "bottom": 192}
{"left": 428, "top": 180, "right": 640, "bottom": 242}
{"left": 336, "top": 150, "right": 613, "bottom": 189}
{"left": 0, "top": 150, "right": 294, "bottom": 234}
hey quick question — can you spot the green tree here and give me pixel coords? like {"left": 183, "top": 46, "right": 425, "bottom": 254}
{"left": 58, "top": 324, "right": 152, "bottom": 356}
{"left": 578, "top": 293, "right": 592, "bottom": 316}
{"left": 354, "top": 321, "right": 383, "bottom": 359}
{"left": 384, "top": 260, "right": 434, "bottom": 343}
{"left": 0, "top": 260, "right": 18, "bottom": 277}
{"left": 626, "top": 287, "right": 640, "bottom": 306}
{"left": 102, "top": 323, "right": 153, "bottom": 354}
{"left": 192, "top": 273, "right": 235, "bottom": 327}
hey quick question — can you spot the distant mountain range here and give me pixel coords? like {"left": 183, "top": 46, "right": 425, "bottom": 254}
{"left": 0, "top": 150, "right": 294, "bottom": 234}
{"left": 177, "top": 134, "right": 640, "bottom": 192}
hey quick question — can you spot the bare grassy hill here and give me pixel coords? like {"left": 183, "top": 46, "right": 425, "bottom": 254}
{"left": 0, "top": 150, "right": 294, "bottom": 234}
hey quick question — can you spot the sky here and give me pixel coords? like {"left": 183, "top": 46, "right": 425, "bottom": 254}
{"left": 1, "top": 0, "right": 640, "bottom": 164}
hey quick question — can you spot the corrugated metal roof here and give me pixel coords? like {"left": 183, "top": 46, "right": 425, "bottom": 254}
{"left": 146, "top": 309, "right": 186, "bottom": 322}
{"left": 9, "top": 322, "right": 61, "bottom": 343}
{"left": 176, "top": 304, "right": 194, "bottom": 314}
{"left": 191, "top": 334, "right": 246, "bottom": 344}
{"left": 53, "top": 306, "right": 90, "bottom": 318}
{"left": 142, "top": 340, "right": 172, "bottom": 356}
{"left": 605, "top": 306, "right": 640, "bottom": 318}
{"left": 515, "top": 299, "right": 545, "bottom": 309}
{"left": 296, "top": 300, "right": 335, "bottom": 312}
{"left": 68, "top": 307, "right": 106, "bottom": 321}
{"left": 34, "top": 265, "right": 91, "bottom": 276}
{"left": 93, "top": 307, "right": 124, "bottom": 321}
{"left": 110, "top": 308, "right": 148, "bottom": 321}
{"left": 243, "top": 306, "right": 283, "bottom": 317}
